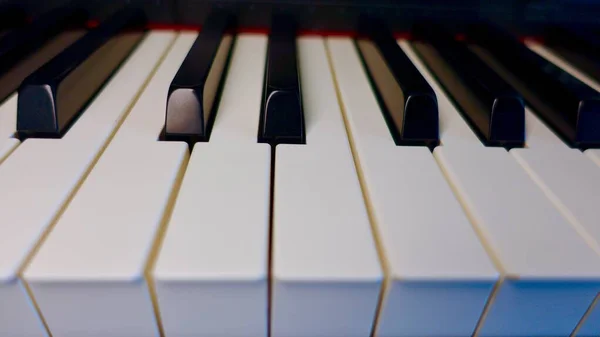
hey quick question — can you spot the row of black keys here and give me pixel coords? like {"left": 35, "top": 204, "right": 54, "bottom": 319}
{"left": 1, "top": 4, "right": 303, "bottom": 145}
{"left": 3, "top": 4, "right": 600, "bottom": 149}
{"left": 364, "top": 20, "right": 600, "bottom": 149}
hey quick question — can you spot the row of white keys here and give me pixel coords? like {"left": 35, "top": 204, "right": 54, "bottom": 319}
{"left": 517, "top": 42, "right": 600, "bottom": 336}
{"left": 20, "top": 32, "right": 193, "bottom": 337}
{"left": 153, "top": 35, "right": 272, "bottom": 337}
{"left": 510, "top": 109, "right": 600, "bottom": 337}
{"left": 270, "top": 37, "right": 382, "bottom": 337}
{"left": 326, "top": 37, "right": 497, "bottom": 337}
{"left": 402, "top": 40, "right": 600, "bottom": 337}
{"left": 0, "top": 31, "right": 175, "bottom": 337}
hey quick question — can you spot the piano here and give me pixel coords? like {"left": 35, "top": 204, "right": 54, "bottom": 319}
{"left": 1, "top": 0, "right": 600, "bottom": 336}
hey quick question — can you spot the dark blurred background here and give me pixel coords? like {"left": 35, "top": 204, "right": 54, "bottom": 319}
{"left": 5, "top": 0, "right": 599, "bottom": 34}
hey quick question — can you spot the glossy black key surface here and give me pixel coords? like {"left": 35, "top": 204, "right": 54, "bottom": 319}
{"left": 17, "top": 7, "right": 145, "bottom": 139}
{"left": 412, "top": 23, "right": 524, "bottom": 147}
{"left": 544, "top": 25, "right": 600, "bottom": 84}
{"left": 467, "top": 23, "right": 600, "bottom": 149}
{"left": 258, "top": 16, "right": 305, "bottom": 145}
{"left": 0, "top": 6, "right": 87, "bottom": 103}
{"left": 356, "top": 18, "right": 438, "bottom": 147}
{"left": 165, "top": 12, "right": 235, "bottom": 143}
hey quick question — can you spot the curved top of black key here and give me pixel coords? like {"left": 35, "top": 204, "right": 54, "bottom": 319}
{"left": 165, "top": 11, "right": 236, "bottom": 144}
{"left": 466, "top": 23, "right": 600, "bottom": 148}
{"left": 356, "top": 17, "right": 438, "bottom": 147}
{"left": 17, "top": 7, "right": 146, "bottom": 138}
{"left": 412, "top": 22, "right": 524, "bottom": 147}
{"left": 258, "top": 15, "right": 305, "bottom": 145}
{"left": 0, "top": 6, "right": 87, "bottom": 77}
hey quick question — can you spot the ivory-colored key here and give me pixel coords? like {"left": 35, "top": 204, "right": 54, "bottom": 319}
{"left": 0, "top": 138, "right": 18, "bottom": 164}
{"left": 0, "top": 32, "right": 175, "bottom": 337}
{"left": 403, "top": 40, "right": 600, "bottom": 337}
{"left": 270, "top": 37, "right": 382, "bottom": 337}
{"left": 327, "top": 37, "right": 497, "bottom": 337}
{"left": 516, "top": 41, "right": 600, "bottom": 336}
{"left": 153, "top": 35, "right": 271, "bottom": 337}
{"left": 20, "top": 32, "right": 189, "bottom": 337}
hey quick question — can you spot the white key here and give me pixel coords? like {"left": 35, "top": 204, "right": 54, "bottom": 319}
{"left": 0, "top": 94, "right": 19, "bottom": 163}
{"left": 18, "top": 32, "right": 184, "bottom": 337}
{"left": 408, "top": 43, "right": 483, "bottom": 149}
{"left": 0, "top": 138, "right": 18, "bottom": 164}
{"left": 270, "top": 37, "right": 382, "bottom": 337}
{"left": 0, "top": 32, "right": 174, "bottom": 337}
{"left": 153, "top": 35, "right": 271, "bottom": 337}
{"left": 527, "top": 42, "right": 600, "bottom": 174}
{"left": 517, "top": 42, "right": 600, "bottom": 336}
{"left": 327, "top": 37, "right": 497, "bottom": 337}
{"left": 588, "top": 149, "right": 600, "bottom": 167}
{"left": 511, "top": 111, "right": 600, "bottom": 256}
{"left": 402, "top": 40, "right": 600, "bottom": 337}
{"left": 512, "top": 105, "right": 566, "bottom": 150}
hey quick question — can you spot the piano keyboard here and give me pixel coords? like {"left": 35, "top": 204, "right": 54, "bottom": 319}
{"left": 2, "top": 4, "right": 600, "bottom": 337}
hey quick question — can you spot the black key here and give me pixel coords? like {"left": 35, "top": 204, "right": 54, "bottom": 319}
{"left": 356, "top": 18, "right": 438, "bottom": 147}
{"left": 412, "top": 23, "right": 524, "bottom": 148}
{"left": 258, "top": 15, "right": 305, "bottom": 145}
{"left": 544, "top": 25, "right": 600, "bottom": 84}
{"left": 466, "top": 23, "right": 600, "bottom": 149}
{"left": 0, "top": 6, "right": 87, "bottom": 103}
{"left": 164, "top": 12, "right": 235, "bottom": 144}
{"left": 17, "top": 8, "right": 146, "bottom": 139}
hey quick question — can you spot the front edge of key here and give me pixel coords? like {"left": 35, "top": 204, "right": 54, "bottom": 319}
{"left": 258, "top": 15, "right": 305, "bottom": 146}
{"left": 164, "top": 11, "right": 236, "bottom": 144}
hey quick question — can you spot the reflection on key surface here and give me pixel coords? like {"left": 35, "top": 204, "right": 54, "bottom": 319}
{"left": 165, "top": 11, "right": 235, "bottom": 144}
